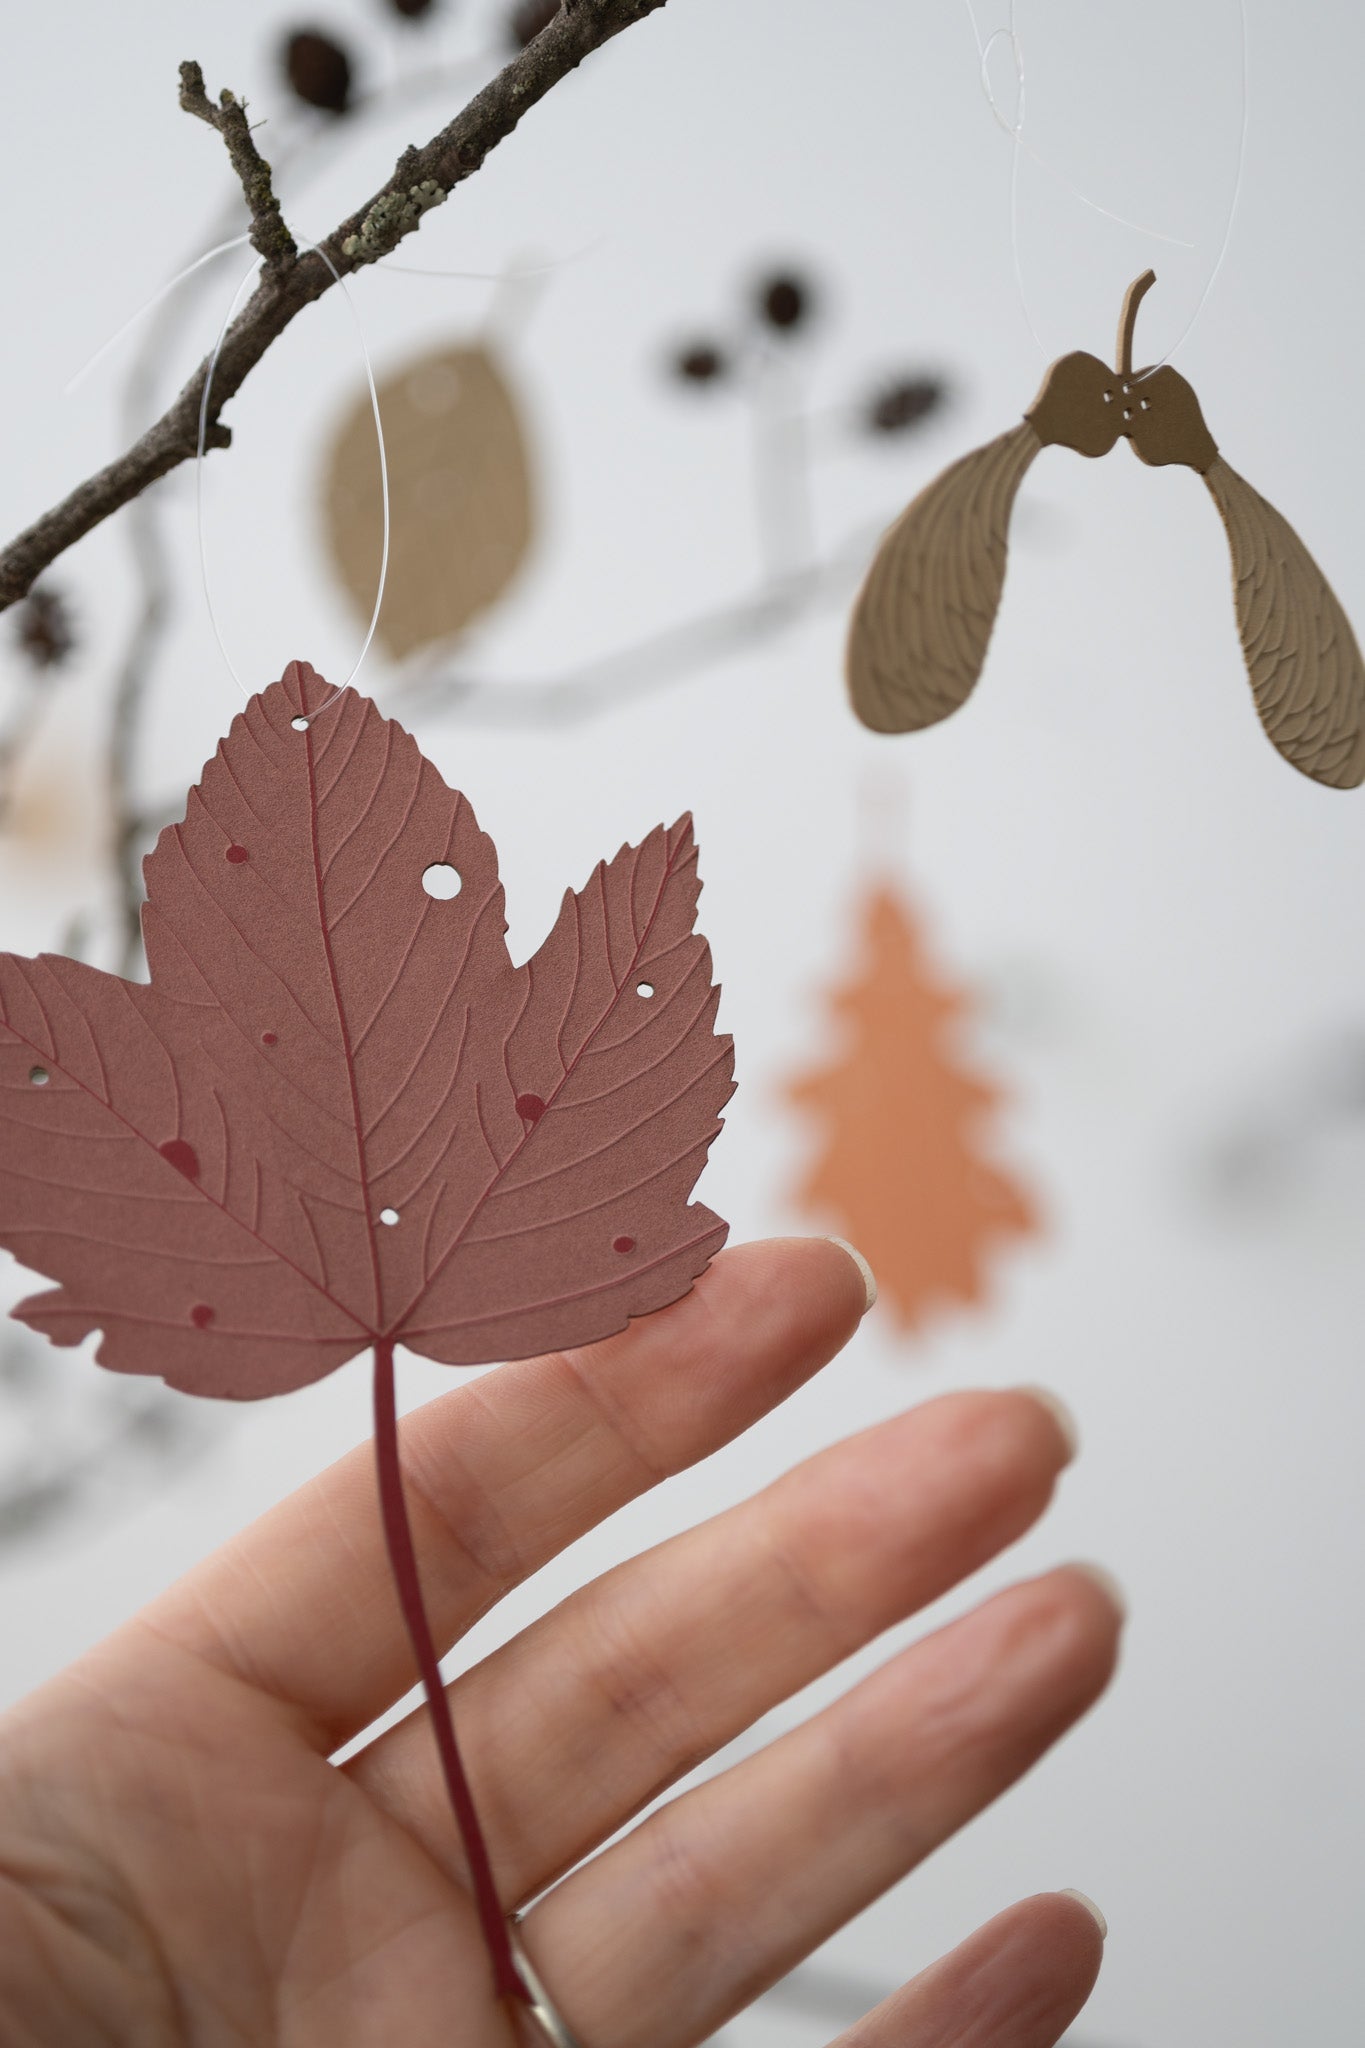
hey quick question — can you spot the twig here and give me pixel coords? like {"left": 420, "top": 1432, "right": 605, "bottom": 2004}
{"left": 0, "top": 687, "right": 45, "bottom": 823}
{"left": 84, "top": 23, "right": 933, "bottom": 963}
{"left": 126, "top": 529, "right": 883, "bottom": 850}
{"left": 749, "top": 349, "right": 816, "bottom": 582}
{"left": 177, "top": 61, "right": 296, "bottom": 266}
{"left": 0, "top": 1327, "right": 214, "bottom": 1553}
{"left": 0, "top": 0, "right": 669, "bottom": 610}
{"left": 108, "top": 490, "right": 171, "bottom": 978}
{"left": 401, "top": 528, "right": 878, "bottom": 723}
{"left": 99, "top": 52, "right": 500, "bottom": 969}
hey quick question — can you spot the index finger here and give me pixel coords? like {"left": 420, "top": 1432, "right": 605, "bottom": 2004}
{"left": 141, "top": 1237, "right": 873, "bottom": 1746}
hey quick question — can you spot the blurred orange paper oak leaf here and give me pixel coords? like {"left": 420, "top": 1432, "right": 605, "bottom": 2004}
{"left": 784, "top": 882, "right": 1038, "bottom": 1333}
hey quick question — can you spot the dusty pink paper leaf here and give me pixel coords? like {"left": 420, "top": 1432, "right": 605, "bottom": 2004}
{"left": 0, "top": 662, "right": 733, "bottom": 1398}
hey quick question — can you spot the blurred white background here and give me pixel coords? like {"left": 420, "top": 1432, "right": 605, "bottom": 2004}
{"left": 2, "top": 2, "right": 1365, "bottom": 2042}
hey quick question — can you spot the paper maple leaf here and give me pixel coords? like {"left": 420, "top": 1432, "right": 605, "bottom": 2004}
{"left": 784, "top": 881, "right": 1036, "bottom": 1333}
{"left": 0, "top": 662, "right": 734, "bottom": 1400}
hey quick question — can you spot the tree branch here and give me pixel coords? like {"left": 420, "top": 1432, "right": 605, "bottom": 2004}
{"left": 401, "top": 530, "right": 876, "bottom": 724}
{"left": 177, "top": 61, "right": 296, "bottom": 266}
{"left": 0, "top": 0, "right": 668, "bottom": 612}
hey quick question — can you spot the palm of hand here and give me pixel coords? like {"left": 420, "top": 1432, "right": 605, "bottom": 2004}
{"left": 0, "top": 1242, "right": 1119, "bottom": 2047}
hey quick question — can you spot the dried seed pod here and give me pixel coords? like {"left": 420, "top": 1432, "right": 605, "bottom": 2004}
{"left": 284, "top": 29, "right": 353, "bottom": 112}
{"left": 864, "top": 375, "right": 946, "bottom": 435}
{"left": 758, "top": 271, "right": 813, "bottom": 332}
{"left": 508, "top": 0, "right": 558, "bottom": 47}
{"left": 12, "top": 587, "right": 76, "bottom": 674}
{"left": 673, "top": 343, "right": 728, "bottom": 385}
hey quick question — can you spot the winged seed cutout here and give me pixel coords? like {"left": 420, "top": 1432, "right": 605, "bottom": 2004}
{"left": 844, "top": 422, "right": 1039, "bottom": 738}
{"left": 0, "top": 662, "right": 734, "bottom": 1399}
{"left": 847, "top": 272, "right": 1365, "bottom": 789}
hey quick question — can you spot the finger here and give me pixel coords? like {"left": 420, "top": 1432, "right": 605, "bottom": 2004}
{"left": 349, "top": 1387, "right": 1076, "bottom": 1897}
{"left": 521, "top": 1567, "right": 1122, "bottom": 2048}
{"left": 141, "top": 1238, "right": 871, "bottom": 1744}
{"left": 832, "top": 1891, "right": 1106, "bottom": 2048}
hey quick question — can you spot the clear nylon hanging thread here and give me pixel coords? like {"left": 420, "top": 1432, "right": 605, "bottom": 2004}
{"left": 960, "top": 0, "right": 1249, "bottom": 375}
{"left": 195, "top": 240, "right": 390, "bottom": 714}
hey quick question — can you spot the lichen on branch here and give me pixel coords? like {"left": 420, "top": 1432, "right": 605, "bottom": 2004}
{"left": 342, "top": 181, "right": 447, "bottom": 264}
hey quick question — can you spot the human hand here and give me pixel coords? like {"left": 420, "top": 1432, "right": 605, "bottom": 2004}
{"left": 0, "top": 1238, "right": 1121, "bottom": 2047}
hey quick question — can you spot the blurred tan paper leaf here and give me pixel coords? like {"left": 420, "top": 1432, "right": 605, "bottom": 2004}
{"left": 1, "top": 701, "right": 104, "bottom": 876}
{"left": 784, "top": 882, "right": 1038, "bottom": 1333}
{"left": 322, "top": 342, "right": 534, "bottom": 660}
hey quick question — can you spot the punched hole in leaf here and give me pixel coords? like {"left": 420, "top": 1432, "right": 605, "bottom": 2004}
{"left": 636, "top": 981, "right": 655, "bottom": 999}
{"left": 291, "top": 716, "right": 310, "bottom": 732}
{"left": 379, "top": 1207, "right": 400, "bottom": 1226}
{"left": 28, "top": 1065, "right": 49, "bottom": 1087}
{"left": 422, "top": 863, "right": 462, "bottom": 900}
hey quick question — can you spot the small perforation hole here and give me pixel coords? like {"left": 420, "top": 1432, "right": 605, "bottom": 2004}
{"left": 422, "top": 863, "right": 462, "bottom": 899}
{"left": 379, "top": 1207, "right": 400, "bottom": 1226}
{"left": 636, "top": 981, "right": 655, "bottom": 999}
{"left": 28, "top": 1065, "right": 49, "bottom": 1087}
{"left": 291, "top": 716, "right": 310, "bottom": 732}
{"left": 1102, "top": 389, "right": 1113, "bottom": 403}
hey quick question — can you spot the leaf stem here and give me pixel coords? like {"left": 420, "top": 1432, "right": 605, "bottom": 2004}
{"left": 1116, "top": 268, "right": 1156, "bottom": 378}
{"left": 371, "top": 1339, "right": 527, "bottom": 2006}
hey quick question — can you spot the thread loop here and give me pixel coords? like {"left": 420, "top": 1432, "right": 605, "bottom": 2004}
{"left": 961, "top": 0, "right": 1246, "bottom": 369}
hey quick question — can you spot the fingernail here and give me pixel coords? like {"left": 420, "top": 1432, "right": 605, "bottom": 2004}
{"left": 1017, "top": 1384, "right": 1079, "bottom": 1463}
{"left": 1059, "top": 1889, "right": 1108, "bottom": 1939}
{"left": 826, "top": 1238, "right": 877, "bottom": 1314}
{"left": 1067, "top": 1561, "right": 1127, "bottom": 1619}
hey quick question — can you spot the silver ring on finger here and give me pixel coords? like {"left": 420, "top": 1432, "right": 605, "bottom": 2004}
{"left": 507, "top": 1919, "right": 588, "bottom": 2048}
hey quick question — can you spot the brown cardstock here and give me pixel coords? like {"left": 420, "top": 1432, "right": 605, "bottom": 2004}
{"left": 848, "top": 271, "right": 1365, "bottom": 789}
{"left": 323, "top": 342, "right": 533, "bottom": 661}
{"left": 0, "top": 662, "right": 733, "bottom": 1399}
